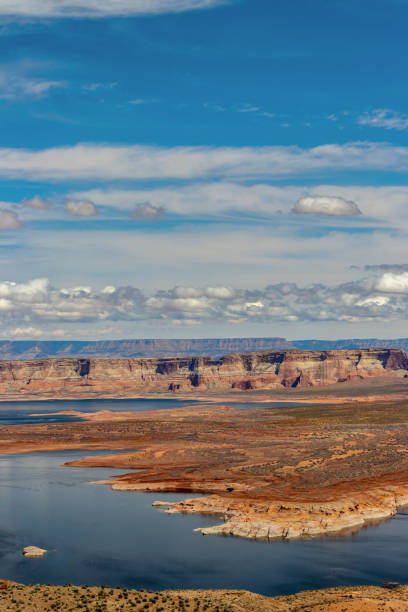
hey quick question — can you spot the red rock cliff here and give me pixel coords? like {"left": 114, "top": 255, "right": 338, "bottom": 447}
{"left": 0, "top": 348, "right": 406, "bottom": 398}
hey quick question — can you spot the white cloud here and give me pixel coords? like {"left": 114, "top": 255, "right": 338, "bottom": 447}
{"left": 359, "top": 109, "right": 408, "bottom": 131}
{"left": 130, "top": 202, "right": 165, "bottom": 221}
{"left": 0, "top": 0, "right": 226, "bottom": 18}
{"left": 65, "top": 199, "right": 98, "bottom": 216}
{"left": 0, "top": 67, "right": 64, "bottom": 101}
{"left": 23, "top": 195, "right": 51, "bottom": 210}
{"left": 292, "top": 196, "right": 362, "bottom": 216}
{"left": 0, "top": 142, "right": 408, "bottom": 182}
{"left": 204, "top": 286, "right": 235, "bottom": 299}
{"left": 7, "top": 326, "right": 115, "bottom": 338}
{"left": 0, "top": 209, "right": 23, "bottom": 229}
{"left": 72, "top": 183, "right": 371, "bottom": 222}
{"left": 0, "top": 278, "right": 49, "bottom": 299}
{"left": 0, "top": 272, "right": 405, "bottom": 332}
{"left": 82, "top": 82, "right": 117, "bottom": 91}
{"left": 74, "top": 183, "right": 408, "bottom": 229}
{"left": 238, "top": 104, "right": 260, "bottom": 113}
{"left": 375, "top": 272, "right": 408, "bottom": 294}
{"left": 355, "top": 295, "right": 390, "bottom": 307}
{"left": 10, "top": 326, "right": 44, "bottom": 337}
{"left": 4, "top": 187, "right": 408, "bottom": 324}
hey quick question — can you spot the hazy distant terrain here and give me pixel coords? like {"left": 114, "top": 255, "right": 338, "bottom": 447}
{"left": 0, "top": 337, "right": 407, "bottom": 359}
{"left": 293, "top": 338, "right": 408, "bottom": 351}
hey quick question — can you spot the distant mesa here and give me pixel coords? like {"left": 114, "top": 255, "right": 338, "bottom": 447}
{"left": 1, "top": 337, "right": 408, "bottom": 360}
{"left": 0, "top": 348, "right": 406, "bottom": 399}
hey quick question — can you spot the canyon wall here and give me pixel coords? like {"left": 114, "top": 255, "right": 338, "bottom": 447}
{"left": 0, "top": 348, "right": 407, "bottom": 398}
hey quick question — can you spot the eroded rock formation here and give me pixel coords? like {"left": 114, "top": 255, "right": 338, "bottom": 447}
{"left": 0, "top": 348, "right": 406, "bottom": 398}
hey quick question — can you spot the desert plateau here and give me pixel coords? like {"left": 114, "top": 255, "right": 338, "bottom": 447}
{"left": 1, "top": 349, "right": 408, "bottom": 608}
{"left": 1, "top": 349, "right": 408, "bottom": 543}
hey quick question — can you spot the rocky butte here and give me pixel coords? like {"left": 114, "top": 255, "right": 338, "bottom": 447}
{"left": 0, "top": 348, "right": 406, "bottom": 399}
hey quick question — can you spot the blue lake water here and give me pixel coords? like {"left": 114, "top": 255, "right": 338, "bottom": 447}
{"left": 1, "top": 400, "right": 407, "bottom": 595}
{"left": 0, "top": 398, "right": 302, "bottom": 426}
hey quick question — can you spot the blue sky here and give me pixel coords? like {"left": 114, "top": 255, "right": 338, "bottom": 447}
{"left": 0, "top": 0, "right": 407, "bottom": 340}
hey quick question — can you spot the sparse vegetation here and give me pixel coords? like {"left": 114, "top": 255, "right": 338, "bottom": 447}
{"left": 1, "top": 582, "right": 408, "bottom": 611}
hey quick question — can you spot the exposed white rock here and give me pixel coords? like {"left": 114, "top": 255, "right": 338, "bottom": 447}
{"left": 22, "top": 546, "right": 47, "bottom": 557}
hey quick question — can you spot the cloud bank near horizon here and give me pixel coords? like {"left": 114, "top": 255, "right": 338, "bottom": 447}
{"left": 0, "top": 271, "right": 407, "bottom": 339}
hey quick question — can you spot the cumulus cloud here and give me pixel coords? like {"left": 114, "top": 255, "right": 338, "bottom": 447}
{"left": 131, "top": 202, "right": 165, "bottom": 221}
{"left": 359, "top": 109, "right": 408, "bottom": 131}
{"left": 0, "top": 0, "right": 226, "bottom": 18}
{"left": 292, "top": 196, "right": 362, "bottom": 216}
{"left": 375, "top": 272, "right": 408, "bottom": 294}
{"left": 10, "top": 326, "right": 45, "bottom": 337}
{"left": 7, "top": 326, "right": 115, "bottom": 339}
{"left": 0, "top": 209, "right": 23, "bottom": 230}
{"left": 65, "top": 199, "right": 98, "bottom": 217}
{"left": 23, "top": 195, "right": 51, "bottom": 210}
{"left": 0, "top": 142, "right": 408, "bottom": 182}
{"left": 0, "top": 273, "right": 405, "bottom": 333}
{"left": 68, "top": 183, "right": 408, "bottom": 227}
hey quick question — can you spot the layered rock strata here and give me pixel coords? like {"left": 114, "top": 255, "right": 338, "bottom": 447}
{"left": 152, "top": 487, "right": 408, "bottom": 541}
{"left": 0, "top": 348, "right": 406, "bottom": 398}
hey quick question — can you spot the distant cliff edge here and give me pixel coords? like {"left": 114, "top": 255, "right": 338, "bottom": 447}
{"left": 1, "top": 337, "right": 408, "bottom": 360}
{"left": 0, "top": 348, "right": 406, "bottom": 398}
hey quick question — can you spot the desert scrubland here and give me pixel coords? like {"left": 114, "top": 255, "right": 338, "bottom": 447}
{"left": 1, "top": 581, "right": 408, "bottom": 611}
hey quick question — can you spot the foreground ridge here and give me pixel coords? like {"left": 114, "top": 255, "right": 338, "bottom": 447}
{"left": 0, "top": 348, "right": 407, "bottom": 399}
{"left": 0, "top": 581, "right": 407, "bottom": 611}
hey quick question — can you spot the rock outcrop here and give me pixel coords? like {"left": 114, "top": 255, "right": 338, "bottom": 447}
{"left": 22, "top": 546, "right": 47, "bottom": 558}
{"left": 0, "top": 348, "right": 407, "bottom": 398}
{"left": 152, "top": 487, "right": 408, "bottom": 541}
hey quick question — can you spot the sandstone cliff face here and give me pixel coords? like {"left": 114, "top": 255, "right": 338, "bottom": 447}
{"left": 0, "top": 348, "right": 406, "bottom": 398}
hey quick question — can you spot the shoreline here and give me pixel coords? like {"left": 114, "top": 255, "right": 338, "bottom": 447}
{"left": 100, "top": 480, "right": 408, "bottom": 542}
